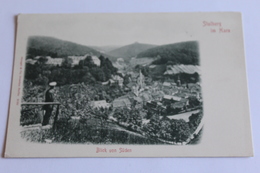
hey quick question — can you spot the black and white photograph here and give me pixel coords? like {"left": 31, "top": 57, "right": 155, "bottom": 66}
{"left": 4, "top": 13, "right": 253, "bottom": 157}
{"left": 21, "top": 36, "right": 203, "bottom": 145}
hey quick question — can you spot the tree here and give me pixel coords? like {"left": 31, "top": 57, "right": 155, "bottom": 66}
{"left": 188, "top": 111, "right": 203, "bottom": 132}
{"left": 123, "top": 74, "right": 130, "bottom": 86}
{"left": 188, "top": 96, "right": 200, "bottom": 107}
{"left": 91, "top": 67, "right": 106, "bottom": 82}
{"left": 25, "top": 63, "right": 38, "bottom": 80}
{"left": 103, "top": 66, "right": 112, "bottom": 81}
{"left": 38, "top": 56, "right": 48, "bottom": 65}
{"left": 62, "top": 57, "right": 73, "bottom": 68}
{"left": 170, "top": 119, "right": 191, "bottom": 142}
{"left": 84, "top": 56, "right": 95, "bottom": 68}
{"left": 167, "top": 60, "right": 174, "bottom": 66}
{"left": 105, "top": 58, "right": 117, "bottom": 73}
{"left": 35, "top": 74, "right": 49, "bottom": 85}
{"left": 78, "top": 60, "right": 85, "bottom": 68}
{"left": 99, "top": 55, "right": 105, "bottom": 67}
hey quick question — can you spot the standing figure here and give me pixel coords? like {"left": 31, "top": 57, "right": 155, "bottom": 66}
{"left": 42, "top": 82, "right": 56, "bottom": 125}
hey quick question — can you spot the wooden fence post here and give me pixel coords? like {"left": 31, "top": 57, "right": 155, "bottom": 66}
{"left": 53, "top": 104, "right": 60, "bottom": 131}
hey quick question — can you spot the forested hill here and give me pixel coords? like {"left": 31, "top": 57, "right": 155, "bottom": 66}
{"left": 89, "top": 45, "right": 121, "bottom": 54}
{"left": 107, "top": 42, "right": 157, "bottom": 61}
{"left": 136, "top": 41, "right": 199, "bottom": 65}
{"left": 26, "top": 36, "right": 103, "bottom": 59}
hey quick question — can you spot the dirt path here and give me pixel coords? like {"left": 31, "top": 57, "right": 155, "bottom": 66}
{"left": 165, "top": 109, "right": 200, "bottom": 122}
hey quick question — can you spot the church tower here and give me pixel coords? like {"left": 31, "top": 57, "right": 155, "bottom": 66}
{"left": 177, "top": 75, "right": 181, "bottom": 87}
{"left": 137, "top": 70, "right": 144, "bottom": 89}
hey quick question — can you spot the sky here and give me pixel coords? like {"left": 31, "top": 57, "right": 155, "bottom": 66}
{"left": 19, "top": 13, "right": 200, "bottom": 47}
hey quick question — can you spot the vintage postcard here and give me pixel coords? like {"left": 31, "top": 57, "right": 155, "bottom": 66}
{"left": 4, "top": 13, "right": 253, "bottom": 157}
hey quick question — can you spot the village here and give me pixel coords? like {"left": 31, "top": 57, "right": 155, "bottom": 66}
{"left": 26, "top": 54, "right": 203, "bottom": 123}
{"left": 24, "top": 54, "right": 203, "bottom": 144}
{"left": 87, "top": 56, "right": 203, "bottom": 127}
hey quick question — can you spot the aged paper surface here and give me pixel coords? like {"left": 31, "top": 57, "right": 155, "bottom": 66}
{"left": 4, "top": 13, "right": 253, "bottom": 157}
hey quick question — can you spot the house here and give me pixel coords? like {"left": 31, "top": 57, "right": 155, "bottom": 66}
{"left": 112, "top": 75, "right": 124, "bottom": 87}
{"left": 190, "top": 92, "right": 198, "bottom": 97}
{"left": 146, "top": 101, "right": 165, "bottom": 112}
{"left": 134, "top": 97, "right": 143, "bottom": 109}
{"left": 174, "top": 92, "right": 187, "bottom": 98}
{"left": 68, "top": 54, "right": 101, "bottom": 67}
{"left": 163, "top": 82, "right": 171, "bottom": 89}
{"left": 163, "top": 95, "right": 181, "bottom": 101}
{"left": 45, "top": 57, "right": 63, "bottom": 66}
{"left": 131, "top": 85, "right": 140, "bottom": 96}
{"left": 162, "top": 88, "right": 173, "bottom": 95}
{"left": 134, "top": 96, "right": 143, "bottom": 103}
{"left": 129, "top": 71, "right": 145, "bottom": 88}
{"left": 126, "top": 92, "right": 136, "bottom": 99}
{"left": 126, "top": 82, "right": 135, "bottom": 89}
{"left": 90, "top": 100, "right": 110, "bottom": 109}
{"left": 188, "top": 84, "right": 201, "bottom": 93}
{"left": 171, "top": 101, "right": 186, "bottom": 109}
{"left": 146, "top": 101, "right": 157, "bottom": 110}
{"left": 102, "top": 79, "right": 116, "bottom": 86}
{"left": 171, "top": 88, "right": 179, "bottom": 95}
{"left": 171, "top": 82, "right": 177, "bottom": 88}
{"left": 33, "top": 56, "right": 41, "bottom": 60}
{"left": 140, "top": 92, "right": 152, "bottom": 103}
{"left": 144, "top": 86, "right": 150, "bottom": 90}
{"left": 164, "top": 65, "right": 201, "bottom": 75}
{"left": 197, "top": 93, "right": 203, "bottom": 102}
{"left": 130, "top": 72, "right": 139, "bottom": 82}
{"left": 151, "top": 90, "right": 164, "bottom": 101}
{"left": 151, "top": 93, "right": 162, "bottom": 101}
{"left": 91, "top": 55, "right": 101, "bottom": 66}
{"left": 112, "top": 98, "right": 131, "bottom": 109}
{"left": 26, "top": 59, "right": 37, "bottom": 65}
{"left": 180, "top": 98, "right": 189, "bottom": 106}
{"left": 117, "top": 95, "right": 130, "bottom": 99}
{"left": 149, "top": 65, "right": 156, "bottom": 69}
{"left": 101, "top": 80, "right": 110, "bottom": 85}
{"left": 68, "top": 56, "right": 85, "bottom": 67}
{"left": 162, "top": 95, "right": 182, "bottom": 105}
{"left": 113, "top": 58, "right": 126, "bottom": 71}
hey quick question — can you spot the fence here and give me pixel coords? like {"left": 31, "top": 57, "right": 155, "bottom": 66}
{"left": 21, "top": 102, "right": 61, "bottom": 130}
